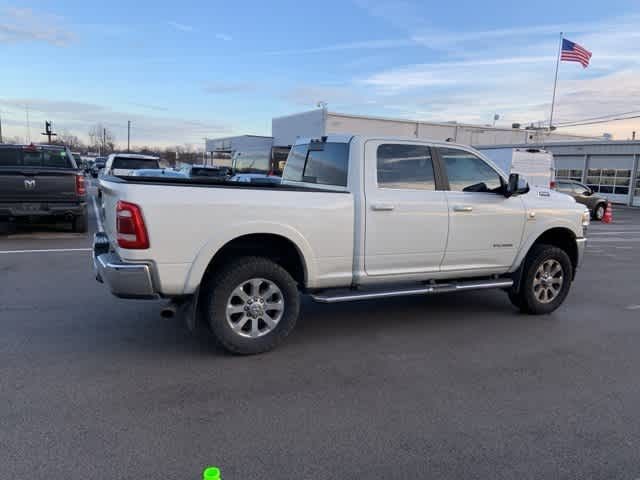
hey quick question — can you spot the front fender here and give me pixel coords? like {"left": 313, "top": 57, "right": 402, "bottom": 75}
{"left": 510, "top": 218, "right": 581, "bottom": 272}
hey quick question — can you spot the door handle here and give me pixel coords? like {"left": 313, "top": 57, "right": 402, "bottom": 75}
{"left": 453, "top": 205, "right": 473, "bottom": 212}
{"left": 371, "top": 203, "right": 395, "bottom": 211}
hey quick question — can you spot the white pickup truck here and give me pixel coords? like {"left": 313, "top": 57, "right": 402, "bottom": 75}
{"left": 94, "top": 135, "right": 589, "bottom": 354}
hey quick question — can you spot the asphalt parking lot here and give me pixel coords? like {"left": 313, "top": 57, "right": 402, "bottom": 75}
{"left": 2, "top": 187, "right": 640, "bottom": 480}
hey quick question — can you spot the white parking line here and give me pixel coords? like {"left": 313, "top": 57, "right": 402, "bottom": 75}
{"left": 627, "top": 305, "right": 640, "bottom": 311}
{"left": 588, "top": 231, "right": 640, "bottom": 235}
{"left": 91, "top": 196, "right": 103, "bottom": 232}
{"left": 587, "top": 238, "right": 640, "bottom": 243}
{"left": 0, "top": 248, "right": 92, "bottom": 254}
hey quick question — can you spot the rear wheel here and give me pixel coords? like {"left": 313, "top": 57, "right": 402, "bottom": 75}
{"left": 593, "top": 203, "right": 605, "bottom": 221}
{"left": 203, "top": 256, "right": 300, "bottom": 355}
{"left": 72, "top": 213, "right": 88, "bottom": 233}
{"left": 508, "top": 244, "right": 572, "bottom": 314}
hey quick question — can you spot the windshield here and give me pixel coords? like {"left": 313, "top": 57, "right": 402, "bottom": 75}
{"left": 233, "top": 153, "right": 271, "bottom": 173}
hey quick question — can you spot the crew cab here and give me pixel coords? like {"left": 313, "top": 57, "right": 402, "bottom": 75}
{"left": 0, "top": 143, "right": 87, "bottom": 232}
{"left": 94, "top": 135, "right": 589, "bottom": 354}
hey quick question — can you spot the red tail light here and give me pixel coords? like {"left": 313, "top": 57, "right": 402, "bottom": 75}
{"left": 550, "top": 181, "right": 556, "bottom": 189}
{"left": 116, "top": 201, "right": 149, "bottom": 249}
{"left": 75, "top": 174, "right": 86, "bottom": 195}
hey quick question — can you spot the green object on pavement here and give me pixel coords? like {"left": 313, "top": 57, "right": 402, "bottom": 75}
{"left": 203, "top": 466, "right": 221, "bottom": 480}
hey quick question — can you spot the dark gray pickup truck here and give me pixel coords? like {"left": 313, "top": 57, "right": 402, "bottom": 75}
{"left": 0, "top": 144, "right": 88, "bottom": 233}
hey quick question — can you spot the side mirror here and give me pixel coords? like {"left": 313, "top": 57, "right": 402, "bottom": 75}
{"left": 505, "top": 173, "right": 529, "bottom": 197}
{"left": 507, "top": 173, "right": 519, "bottom": 196}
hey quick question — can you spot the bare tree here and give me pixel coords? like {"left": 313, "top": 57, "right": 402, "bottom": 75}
{"left": 88, "top": 123, "right": 116, "bottom": 154}
{"left": 3, "top": 135, "right": 25, "bottom": 144}
{"left": 58, "top": 130, "right": 85, "bottom": 151}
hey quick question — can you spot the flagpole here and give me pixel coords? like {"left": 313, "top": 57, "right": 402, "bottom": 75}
{"left": 549, "top": 32, "right": 563, "bottom": 130}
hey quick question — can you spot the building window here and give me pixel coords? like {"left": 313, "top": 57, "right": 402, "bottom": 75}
{"left": 586, "top": 168, "right": 631, "bottom": 195}
{"left": 556, "top": 168, "right": 583, "bottom": 182}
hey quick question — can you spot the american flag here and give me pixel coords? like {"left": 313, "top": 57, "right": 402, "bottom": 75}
{"left": 560, "top": 38, "right": 592, "bottom": 68}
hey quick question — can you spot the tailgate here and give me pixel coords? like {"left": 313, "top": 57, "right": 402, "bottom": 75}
{"left": 0, "top": 168, "right": 81, "bottom": 202}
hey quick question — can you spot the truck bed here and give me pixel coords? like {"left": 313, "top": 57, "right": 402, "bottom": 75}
{"left": 99, "top": 175, "right": 355, "bottom": 295}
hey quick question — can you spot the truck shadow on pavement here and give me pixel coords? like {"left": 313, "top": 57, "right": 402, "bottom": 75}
{"left": 122, "top": 290, "right": 528, "bottom": 357}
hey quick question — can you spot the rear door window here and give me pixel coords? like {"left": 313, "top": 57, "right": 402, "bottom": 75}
{"left": 377, "top": 144, "right": 435, "bottom": 190}
{"left": 0, "top": 149, "right": 21, "bottom": 166}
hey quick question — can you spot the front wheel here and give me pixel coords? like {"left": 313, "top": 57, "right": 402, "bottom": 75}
{"left": 508, "top": 244, "right": 572, "bottom": 315}
{"left": 203, "top": 256, "right": 300, "bottom": 355}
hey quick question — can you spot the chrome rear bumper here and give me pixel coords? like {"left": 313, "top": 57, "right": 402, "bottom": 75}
{"left": 93, "top": 233, "right": 157, "bottom": 299}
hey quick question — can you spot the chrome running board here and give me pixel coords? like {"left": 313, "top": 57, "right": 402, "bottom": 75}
{"left": 310, "top": 279, "right": 513, "bottom": 304}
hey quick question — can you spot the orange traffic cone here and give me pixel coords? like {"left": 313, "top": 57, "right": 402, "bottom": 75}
{"left": 602, "top": 202, "right": 613, "bottom": 224}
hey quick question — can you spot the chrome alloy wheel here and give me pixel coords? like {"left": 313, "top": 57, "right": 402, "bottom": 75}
{"left": 532, "top": 259, "right": 564, "bottom": 304}
{"left": 225, "top": 278, "right": 285, "bottom": 338}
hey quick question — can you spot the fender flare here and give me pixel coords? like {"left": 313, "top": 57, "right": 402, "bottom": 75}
{"left": 182, "top": 221, "right": 315, "bottom": 294}
{"left": 510, "top": 222, "right": 580, "bottom": 292}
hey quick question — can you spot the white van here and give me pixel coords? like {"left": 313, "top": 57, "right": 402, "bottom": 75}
{"left": 476, "top": 147, "right": 555, "bottom": 189}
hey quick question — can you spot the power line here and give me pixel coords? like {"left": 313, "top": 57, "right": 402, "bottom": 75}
{"left": 554, "top": 114, "right": 640, "bottom": 128}
{"left": 555, "top": 109, "right": 640, "bottom": 127}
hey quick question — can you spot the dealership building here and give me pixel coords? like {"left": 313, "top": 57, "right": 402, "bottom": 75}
{"left": 205, "top": 109, "right": 597, "bottom": 159}
{"left": 205, "top": 109, "right": 639, "bottom": 206}
{"left": 482, "top": 140, "right": 640, "bottom": 206}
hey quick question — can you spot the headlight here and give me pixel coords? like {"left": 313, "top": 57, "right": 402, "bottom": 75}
{"left": 581, "top": 208, "right": 591, "bottom": 229}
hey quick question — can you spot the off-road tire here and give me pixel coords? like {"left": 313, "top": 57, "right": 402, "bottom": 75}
{"left": 203, "top": 256, "right": 300, "bottom": 355}
{"left": 508, "top": 244, "right": 572, "bottom": 315}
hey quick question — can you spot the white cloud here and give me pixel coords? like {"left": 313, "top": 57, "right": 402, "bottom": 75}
{"left": 0, "top": 98, "right": 233, "bottom": 147}
{"left": 168, "top": 21, "right": 194, "bottom": 32}
{"left": 265, "top": 39, "right": 414, "bottom": 56}
{"left": 283, "top": 85, "right": 374, "bottom": 109}
{"left": 0, "top": 7, "right": 75, "bottom": 46}
{"left": 215, "top": 33, "right": 232, "bottom": 41}
{"left": 344, "top": 7, "right": 640, "bottom": 139}
{"left": 203, "top": 82, "right": 255, "bottom": 94}
{"left": 363, "top": 56, "right": 554, "bottom": 90}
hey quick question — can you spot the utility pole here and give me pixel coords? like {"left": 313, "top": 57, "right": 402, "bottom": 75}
{"left": 103, "top": 128, "right": 106, "bottom": 153}
{"left": 127, "top": 120, "right": 131, "bottom": 152}
{"left": 41, "top": 121, "right": 57, "bottom": 144}
{"left": 25, "top": 105, "right": 31, "bottom": 143}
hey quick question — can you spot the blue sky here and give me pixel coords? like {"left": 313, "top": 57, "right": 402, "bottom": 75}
{"left": 1, "top": 0, "right": 639, "bottom": 147}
